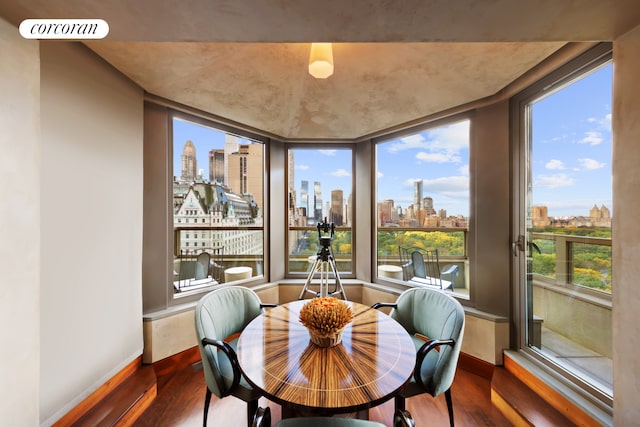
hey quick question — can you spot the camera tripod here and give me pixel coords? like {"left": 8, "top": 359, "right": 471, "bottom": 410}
{"left": 299, "top": 220, "right": 346, "bottom": 300}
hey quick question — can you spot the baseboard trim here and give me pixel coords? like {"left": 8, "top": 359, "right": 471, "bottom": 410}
{"left": 152, "top": 346, "right": 201, "bottom": 377}
{"left": 53, "top": 356, "right": 144, "bottom": 426}
{"left": 458, "top": 352, "right": 495, "bottom": 380}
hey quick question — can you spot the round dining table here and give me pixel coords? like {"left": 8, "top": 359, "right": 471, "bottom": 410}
{"left": 236, "top": 299, "right": 415, "bottom": 417}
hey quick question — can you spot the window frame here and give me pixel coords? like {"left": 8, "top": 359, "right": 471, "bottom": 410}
{"left": 169, "top": 109, "right": 270, "bottom": 302}
{"left": 372, "top": 113, "right": 472, "bottom": 299}
{"left": 285, "top": 143, "right": 356, "bottom": 279}
{"left": 511, "top": 43, "right": 613, "bottom": 409}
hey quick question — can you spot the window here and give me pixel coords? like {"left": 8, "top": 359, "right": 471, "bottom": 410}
{"left": 287, "top": 147, "right": 354, "bottom": 277}
{"left": 514, "top": 45, "right": 612, "bottom": 405}
{"left": 375, "top": 119, "right": 470, "bottom": 296}
{"left": 172, "top": 115, "right": 265, "bottom": 295}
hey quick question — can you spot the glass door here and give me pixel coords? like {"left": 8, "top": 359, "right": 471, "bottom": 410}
{"left": 513, "top": 46, "right": 613, "bottom": 405}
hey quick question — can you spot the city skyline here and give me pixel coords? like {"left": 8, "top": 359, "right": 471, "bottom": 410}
{"left": 291, "top": 148, "right": 352, "bottom": 221}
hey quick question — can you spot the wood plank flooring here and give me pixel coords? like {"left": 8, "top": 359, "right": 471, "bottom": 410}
{"left": 133, "top": 363, "right": 512, "bottom": 427}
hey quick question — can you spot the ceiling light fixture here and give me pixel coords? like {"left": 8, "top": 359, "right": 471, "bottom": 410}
{"left": 308, "top": 43, "right": 334, "bottom": 79}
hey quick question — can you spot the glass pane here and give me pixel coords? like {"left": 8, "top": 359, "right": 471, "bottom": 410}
{"left": 288, "top": 148, "right": 353, "bottom": 275}
{"left": 526, "top": 62, "right": 612, "bottom": 395}
{"left": 172, "top": 117, "right": 265, "bottom": 293}
{"left": 376, "top": 120, "right": 470, "bottom": 295}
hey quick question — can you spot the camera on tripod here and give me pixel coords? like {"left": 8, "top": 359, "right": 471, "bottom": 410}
{"left": 300, "top": 216, "right": 346, "bottom": 299}
{"left": 316, "top": 217, "right": 335, "bottom": 261}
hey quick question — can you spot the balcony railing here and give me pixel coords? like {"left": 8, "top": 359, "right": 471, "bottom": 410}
{"left": 531, "top": 232, "right": 611, "bottom": 293}
{"left": 376, "top": 227, "right": 469, "bottom": 293}
{"left": 173, "top": 226, "right": 264, "bottom": 289}
{"left": 529, "top": 231, "right": 612, "bottom": 395}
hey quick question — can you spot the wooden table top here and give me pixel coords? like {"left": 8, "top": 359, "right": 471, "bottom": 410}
{"left": 237, "top": 300, "right": 415, "bottom": 414}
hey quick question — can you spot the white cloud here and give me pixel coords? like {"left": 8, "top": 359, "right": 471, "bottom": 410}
{"left": 587, "top": 113, "right": 612, "bottom": 131}
{"left": 427, "top": 121, "right": 470, "bottom": 152}
{"left": 318, "top": 149, "right": 337, "bottom": 156}
{"left": 377, "top": 171, "right": 384, "bottom": 179}
{"left": 387, "top": 134, "right": 427, "bottom": 153}
{"left": 578, "top": 158, "right": 605, "bottom": 170}
{"left": 545, "top": 159, "right": 565, "bottom": 170}
{"left": 330, "top": 168, "right": 351, "bottom": 177}
{"left": 386, "top": 120, "right": 469, "bottom": 161}
{"left": 458, "top": 163, "right": 469, "bottom": 176}
{"left": 534, "top": 173, "right": 574, "bottom": 189}
{"left": 295, "top": 164, "right": 309, "bottom": 171}
{"left": 416, "top": 152, "right": 461, "bottom": 163}
{"left": 579, "top": 131, "right": 603, "bottom": 145}
{"left": 404, "top": 175, "right": 469, "bottom": 194}
{"left": 423, "top": 175, "right": 469, "bottom": 193}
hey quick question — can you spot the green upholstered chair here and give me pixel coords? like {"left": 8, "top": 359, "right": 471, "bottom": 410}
{"left": 252, "top": 407, "right": 415, "bottom": 427}
{"left": 373, "top": 287, "right": 465, "bottom": 426}
{"left": 195, "top": 286, "right": 276, "bottom": 427}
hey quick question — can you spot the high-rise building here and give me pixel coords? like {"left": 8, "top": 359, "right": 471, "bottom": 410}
{"left": 180, "top": 140, "right": 197, "bottom": 182}
{"left": 300, "top": 180, "right": 309, "bottom": 222}
{"left": 224, "top": 134, "right": 240, "bottom": 186}
{"left": 414, "top": 180, "right": 423, "bottom": 210}
{"left": 227, "top": 143, "right": 264, "bottom": 214}
{"left": 330, "top": 189, "right": 344, "bottom": 225}
{"left": 532, "top": 205, "right": 551, "bottom": 227}
{"left": 287, "top": 150, "right": 297, "bottom": 225}
{"left": 423, "top": 196, "right": 436, "bottom": 215}
{"left": 208, "top": 149, "right": 224, "bottom": 184}
{"left": 314, "top": 181, "right": 323, "bottom": 222}
{"left": 379, "top": 199, "right": 395, "bottom": 226}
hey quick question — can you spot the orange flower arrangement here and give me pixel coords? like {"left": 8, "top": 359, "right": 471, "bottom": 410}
{"left": 299, "top": 297, "right": 354, "bottom": 346}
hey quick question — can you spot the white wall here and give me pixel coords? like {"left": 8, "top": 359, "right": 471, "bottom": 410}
{"left": 0, "top": 17, "right": 40, "bottom": 426}
{"left": 39, "top": 42, "right": 144, "bottom": 425}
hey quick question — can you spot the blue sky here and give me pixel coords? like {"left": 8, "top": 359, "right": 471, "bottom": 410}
{"left": 290, "top": 148, "right": 353, "bottom": 216}
{"left": 174, "top": 61, "right": 612, "bottom": 220}
{"left": 377, "top": 120, "right": 470, "bottom": 217}
{"left": 531, "top": 62, "right": 612, "bottom": 218}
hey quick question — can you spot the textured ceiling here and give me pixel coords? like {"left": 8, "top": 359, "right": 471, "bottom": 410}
{"left": 2, "top": 0, "right": 640, "bottom": 140}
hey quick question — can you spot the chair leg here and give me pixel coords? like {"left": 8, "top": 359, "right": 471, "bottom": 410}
{"left": 247, "top": 399, "right": 259, "bottom": 427}
{"left": 394, "top": 394, "right": 406, "bottom": 412}
{"left": 444, "top": 388, "right": 454, "bottom": 427}
{"left": 203, "top": 388, "right": 212, "bottom": 427}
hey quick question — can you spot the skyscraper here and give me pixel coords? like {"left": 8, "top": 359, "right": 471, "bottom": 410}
{"left": 224, "top": 134, "right": 240, "bottom": 186}
{"left": 379, "top": 199, "right": 394, "bottom": 226}
{"left": 300, "top": 180, "right": 309, "bottom": 220}
{"left": 208, "top": 149, "right": 224, "bottom": 184}
{"left": 227, "top": 143, "right": 264, "bottom": 213}
{"left": 423, "top": 196, "right": 436, "bottom": 215}
{"left": 413, "top": 179, "right": 423, "bottom": 210}
{"left": 314, "top": 181, "right": 323, "bottom": 222}
{"left": 180, "top": 140, "right": 197, "bottom": 182}
{"left": 330, "top": 189, "right": 344, "bottom": 225}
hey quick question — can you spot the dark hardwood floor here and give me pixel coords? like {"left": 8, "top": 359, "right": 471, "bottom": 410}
{"left": 133, "top": 363, "right": 512, "bottom": 427}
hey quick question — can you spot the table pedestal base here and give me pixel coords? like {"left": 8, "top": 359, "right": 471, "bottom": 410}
{"left": 281, "top": 403, "right": 369, "bottom": 420}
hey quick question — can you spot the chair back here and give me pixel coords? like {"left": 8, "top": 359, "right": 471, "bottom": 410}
{"left": 422, "top": 249, "right": 443, "bottom": 287}
{"left": 398, "top": 246, "right": 413, "bottom": 281}
{"left": 410, "top": 250, "right": 426, "bottom": 278}
{"left": 195, "top": 286, "right": 263, "bottom": 398}
{"left": 195, "top": 252, "right": 211, "bottom": 279}
{"left": 390, "top": 287, "right": 465, "bottom": 396}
